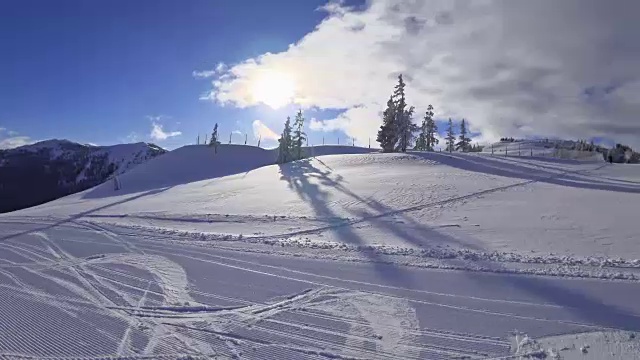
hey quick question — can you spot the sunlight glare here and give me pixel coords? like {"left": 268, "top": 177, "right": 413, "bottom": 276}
{"left": 251, "top": 71, "right": 295, "bottom": 109}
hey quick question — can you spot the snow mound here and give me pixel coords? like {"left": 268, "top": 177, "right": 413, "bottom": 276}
{"left": 304, "top": 145, "right": 377, "bottom": 157}
{"left": 83, "top": 144, "right": 275, "bottom": 198}
{"left": 83, "top": 144, "right": 377, "bottom": 198}
{"left": 512, "top": 330, "right": 640, "bottom": 359}
{"left": 483, "top": 139, "right": 605, "bottom": 162}
{"left": 9, "top": 146, "right": 640, "bottom": 268}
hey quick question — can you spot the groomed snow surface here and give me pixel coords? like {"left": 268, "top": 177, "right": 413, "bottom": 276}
{"left": 1, "top": 143, "right": 639, "bottom": 359}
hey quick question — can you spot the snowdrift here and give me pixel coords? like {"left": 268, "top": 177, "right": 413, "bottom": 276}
{"left": 483, "top": 140, "right": 605, "bottom": 162}
{"left": 83, "top": 144, "right": 275, "bottom": 198}
{"left": 83, "top": 144, "right": 377, "bottom": 198}
{"left": 8, "top": 144, "right": 639, "bottom": 262}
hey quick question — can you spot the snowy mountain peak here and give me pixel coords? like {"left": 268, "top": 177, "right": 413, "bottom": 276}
{"left": 0, "top": 139, "right": 166, "bottom": 212}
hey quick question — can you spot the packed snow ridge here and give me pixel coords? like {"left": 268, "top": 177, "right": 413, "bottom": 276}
{"left": 2, "top": 142, "right": 640, "bottom": 359}
{"left": 9, "top": 143, "right": 640, "bottom": 277}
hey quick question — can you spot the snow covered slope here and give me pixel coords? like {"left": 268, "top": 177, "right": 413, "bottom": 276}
{"left": 11, "top": 144, "right": 640, "bottom": 267}
{"left": 483, "top": 139, "right": 606, "bottom": 161}
{"left": 0, "top": 139, "right": 166, "bottom": 212}
{"left": 1, "top": 144, "right": 639, "bottom": 359}
{"left": 81, "top": 144, "right": 376, "bottom": 197}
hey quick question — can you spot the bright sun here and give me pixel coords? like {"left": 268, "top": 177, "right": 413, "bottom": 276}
{"left": 251, "top": 71, "right": 295, "bottom": 109}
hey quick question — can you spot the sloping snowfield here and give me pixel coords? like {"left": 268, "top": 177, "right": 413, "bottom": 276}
{"left": 1, "top": 144, "right": 639, "bottom": 359}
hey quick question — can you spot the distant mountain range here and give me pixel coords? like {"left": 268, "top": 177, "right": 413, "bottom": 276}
{"left": 0, "top": 140, "right": 166, "bottom": 213}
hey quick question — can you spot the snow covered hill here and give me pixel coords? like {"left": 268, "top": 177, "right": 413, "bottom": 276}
{"left": 0, "top": 139, "right": 166, "bottom": 212}
{"left": 482, "top": 139, "right": 606, "bottom": 161}
{"left": 1, "top": 144, "right": 639, "bottom": 359}
{"left": 11, "top": 144, "right": 640, "bottom": 265}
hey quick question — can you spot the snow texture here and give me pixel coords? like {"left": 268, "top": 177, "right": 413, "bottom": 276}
{"left": 0, "top": 143, "right": 639, "bottom": 358}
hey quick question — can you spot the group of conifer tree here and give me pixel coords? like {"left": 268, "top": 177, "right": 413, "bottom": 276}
{"left": 277, "top": 110, "right": 307, "bottom": 164}
{"left": 377, "top": 74, "right": 474, "bottom": 153}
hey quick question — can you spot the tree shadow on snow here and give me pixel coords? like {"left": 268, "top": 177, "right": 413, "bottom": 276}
{"left": 279, "top": 159, "right": 418, "bottom": 288}
{"left": 278, "top": 157, "right": 640, "bottom": 332}
{"left": 278, "top": 158, "right": 486, "bottom": 287}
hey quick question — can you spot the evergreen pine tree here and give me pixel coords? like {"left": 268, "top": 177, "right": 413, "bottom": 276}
{"left": 376, "top": 96, "right": 397, "bottom": 152}
{"left": 414, "top": 113, "right": 428, "bottom": 151}
{"left": 209, "top": 123, "right": 220, "bottom": 153}
{"left": 396, "top": 106, "right": 417, "bottom": 152}
{"left": 445, "top": 119, "right": 456, "bottom": 152}
{"left": 455, "top": 119, "right": 471, "bottom": 152}
{"left": 424, "top": 104, "right": 438, "bottom": 151}
{"left": 277, "top": 117, "right": 293, "bottom": 164}
{"left": 392, "top": 75, "right": 417, "bottom": 152}
{"left": 292, "top": 110, "right": 307, "bottom": 160}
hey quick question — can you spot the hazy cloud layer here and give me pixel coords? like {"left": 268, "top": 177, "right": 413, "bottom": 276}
{"left": 0, "top": 136, "right": 33, "bottom": 149}
{"left": 150, "top": 122, "right": 182, "bottom": 141}
{"left": 0, "top": 127, "right": 34, "bottom": 149}
{"left": 206, "top": 0, "right": 640, "bottom": 147}
{"left": 252, "top": 120, "right": 279, "bottom": 141}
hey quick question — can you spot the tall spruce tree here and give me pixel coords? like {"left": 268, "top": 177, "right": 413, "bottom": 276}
{"left": 209, "top": 123, "right": 220, "bottom": 153}
{"left": 277, "top": 117, "right": 293, "bottom": 164}
{"left": 392, "top": 75, "right": 416, "bottom": 152}
{"left": 425, "top": 104, "right": 438, "bottom": 151}
{"left": 455, "top": 119, "right": 471, "bottom": 152}
{"left": 376, "top": 96, "right": 397, "bottom": 152}
{"left": 445, "top": 118, "right": 456, "bottom": 152}
{"left": 397, "top": 106, "right": 417, "bottom": 152}
{"left": 414, "top": 113, "right": 428, "bottom": 151}
{"left": 292, "top": 110, "right": 307, "bottom": 160}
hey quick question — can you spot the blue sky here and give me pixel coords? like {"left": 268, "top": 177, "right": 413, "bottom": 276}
{"left": 0, "top": 0, "right": 349, "bottom": 149}
{"left": 1, "top": 0, "right": 638, "bottom": 150}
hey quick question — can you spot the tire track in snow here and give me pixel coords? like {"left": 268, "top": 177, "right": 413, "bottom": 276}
{"left": 137, "top": 242, "right": 610, "bottom": 331}
{"left": 138, "top": 240, "right": 560, "bottom": 308}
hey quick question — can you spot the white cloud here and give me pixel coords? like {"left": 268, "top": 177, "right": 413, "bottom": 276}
{"left": 0, "top": 136, "right": 34, "bottom": 149}
{"left": 193, "top": 62, "right": 228, "bottom": 79}
{"left": 252, "top": 120, "right": 279, "bottom": 141}
{"left": 150, "top": 122, "right": 182, "bottom": 141}
{"left": 193, "top": 70, "right": 217, "bottom": 79}
{"left": 0, "top": 128, "right": 34, "bottom": 149}
{"left": 207, "top": 0, "right": 640, "bottom": 148}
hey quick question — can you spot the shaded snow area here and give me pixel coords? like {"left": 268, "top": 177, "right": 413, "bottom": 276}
{"left": 1, "top": 144, "right": 639, "bottom": 359}
{"left": 482, "top": 139, "right": 606, "bottom": 162}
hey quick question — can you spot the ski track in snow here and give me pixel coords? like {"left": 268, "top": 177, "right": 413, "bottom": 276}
{"left": 0, "top": 219, "right": 637, "bottom": 358}
{"left": 0, "top": 150, "right": 639, "bottom": 358}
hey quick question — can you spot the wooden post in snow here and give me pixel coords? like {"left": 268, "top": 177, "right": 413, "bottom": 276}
{"left": 229, "top": 133, "right": 232, "bottom": 144}
{"left": 368, "top": 137, "right": 371, "bottom": 149}
{"left": 257, "top": 135, "right": 261, "bottom": 147}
